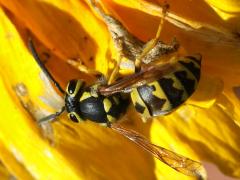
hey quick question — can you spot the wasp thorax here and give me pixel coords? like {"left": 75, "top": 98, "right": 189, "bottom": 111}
{"left": 65, "top": 79, "right": 129, "bottom": 124}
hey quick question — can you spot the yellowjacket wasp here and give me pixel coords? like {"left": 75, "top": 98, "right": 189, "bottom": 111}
{"left": 28, "top": 0, "right": 204, "bottom": 178}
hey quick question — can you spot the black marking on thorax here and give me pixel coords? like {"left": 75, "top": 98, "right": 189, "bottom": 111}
{"left": 80, "top": 95, "right": 108, "bottom": 123}
{"left": 79, "top": 92, "right": 128, "bottom": 123}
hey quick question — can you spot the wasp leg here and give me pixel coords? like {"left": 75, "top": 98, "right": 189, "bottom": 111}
{"left": 108, "top": 56, "right": 124, "bottom": 84}
{"left": 67, "top": 57, "right": 110, "bottom": 86}
{"left": 135, "top": 3, "right": 170, "bottom": 68}
{"left": 108, "top": 37, "right": 125, "bottom": 84}
{"left": 95, "top": 73, "right": 107, "bottom": 85}
{"left": 67, "top": 58, "right": 102, "bottom": 76}
{"left": 108, "top": 58, "right": 120, "bottom": 84}
{"left": 140, "top": 38, "right": 179, "bottom": 65}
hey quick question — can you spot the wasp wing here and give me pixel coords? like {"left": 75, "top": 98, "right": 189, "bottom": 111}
{"left": 110, "top": 123, "right": 206, "bottom": 179}
{"left": 99, "top": 62, "right": 178, "bottom": 96}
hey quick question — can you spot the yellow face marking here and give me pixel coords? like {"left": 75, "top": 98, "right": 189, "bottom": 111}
{"left": 148, "top": 81, "right": 172, "bottom": 112}
{"left": 66, "top": 80, "right": 82, "bottom": 97}
{"left": 103, "top": 98, "right": 112, "bottom": 113}
{"left": 107, "top": 115, "right": 116, "bottom": 122}
{"left": 131, "top": 88, "right": 151, "bottom": 118}
{"left": 80, "top": 92, "right": 91, "bottom": 102}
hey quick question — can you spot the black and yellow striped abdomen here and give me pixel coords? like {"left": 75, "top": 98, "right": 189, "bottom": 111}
{"left": 131, "top": 54, "right": 201, "bottom": 118}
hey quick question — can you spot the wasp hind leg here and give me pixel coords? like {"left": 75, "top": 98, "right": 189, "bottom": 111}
{"left": 135, "top": 3, "right": 179, "bottom": 68}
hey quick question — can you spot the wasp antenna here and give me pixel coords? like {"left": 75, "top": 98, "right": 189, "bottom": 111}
{"left": 28, "top": 38, "right": 65, "bottom": 94}
{"left": 38, "top": 106, "right": 65, "bottom": 124}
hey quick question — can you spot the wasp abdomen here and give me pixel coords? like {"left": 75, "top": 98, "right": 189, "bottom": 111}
{"left": 131, "top": 54, "right": 202, "bottom": 118}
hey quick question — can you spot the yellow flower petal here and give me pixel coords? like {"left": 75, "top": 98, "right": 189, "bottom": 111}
{"left": 205, "top": 0, "right": 240, "bottom": 28}
{"left": 0, "top": 7, "right": 86, "bottom": 179}
{"left": 0, "top": 0, "right": 113, "bottom": 75}
{"left": 206, "top": 0, "right": 240, "bottom": 13}
{"left": 0, "top": 160, "right": 14, "bottom": 179}
{"left": 0, "top": 0, "right": 240, "bottom": 179}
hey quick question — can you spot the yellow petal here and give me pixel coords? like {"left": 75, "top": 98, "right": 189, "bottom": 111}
{"left": 206, "top": 0, "right": 240, "bottom": 13}
{"left": 1, "top": 0, "right": 240, "bottom": 179}
{"left": 205, "top": 0, "right": 240, "bottom": 27}
{"left": 0, "top": 161, "right": 15, "bottom": 179}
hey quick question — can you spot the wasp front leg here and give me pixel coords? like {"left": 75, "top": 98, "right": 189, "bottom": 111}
{"left": 107, "top": 37, "right": 123, "bottom": 84}
{"left": 67, "top": 58, "right": 102, "bottom": 76}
